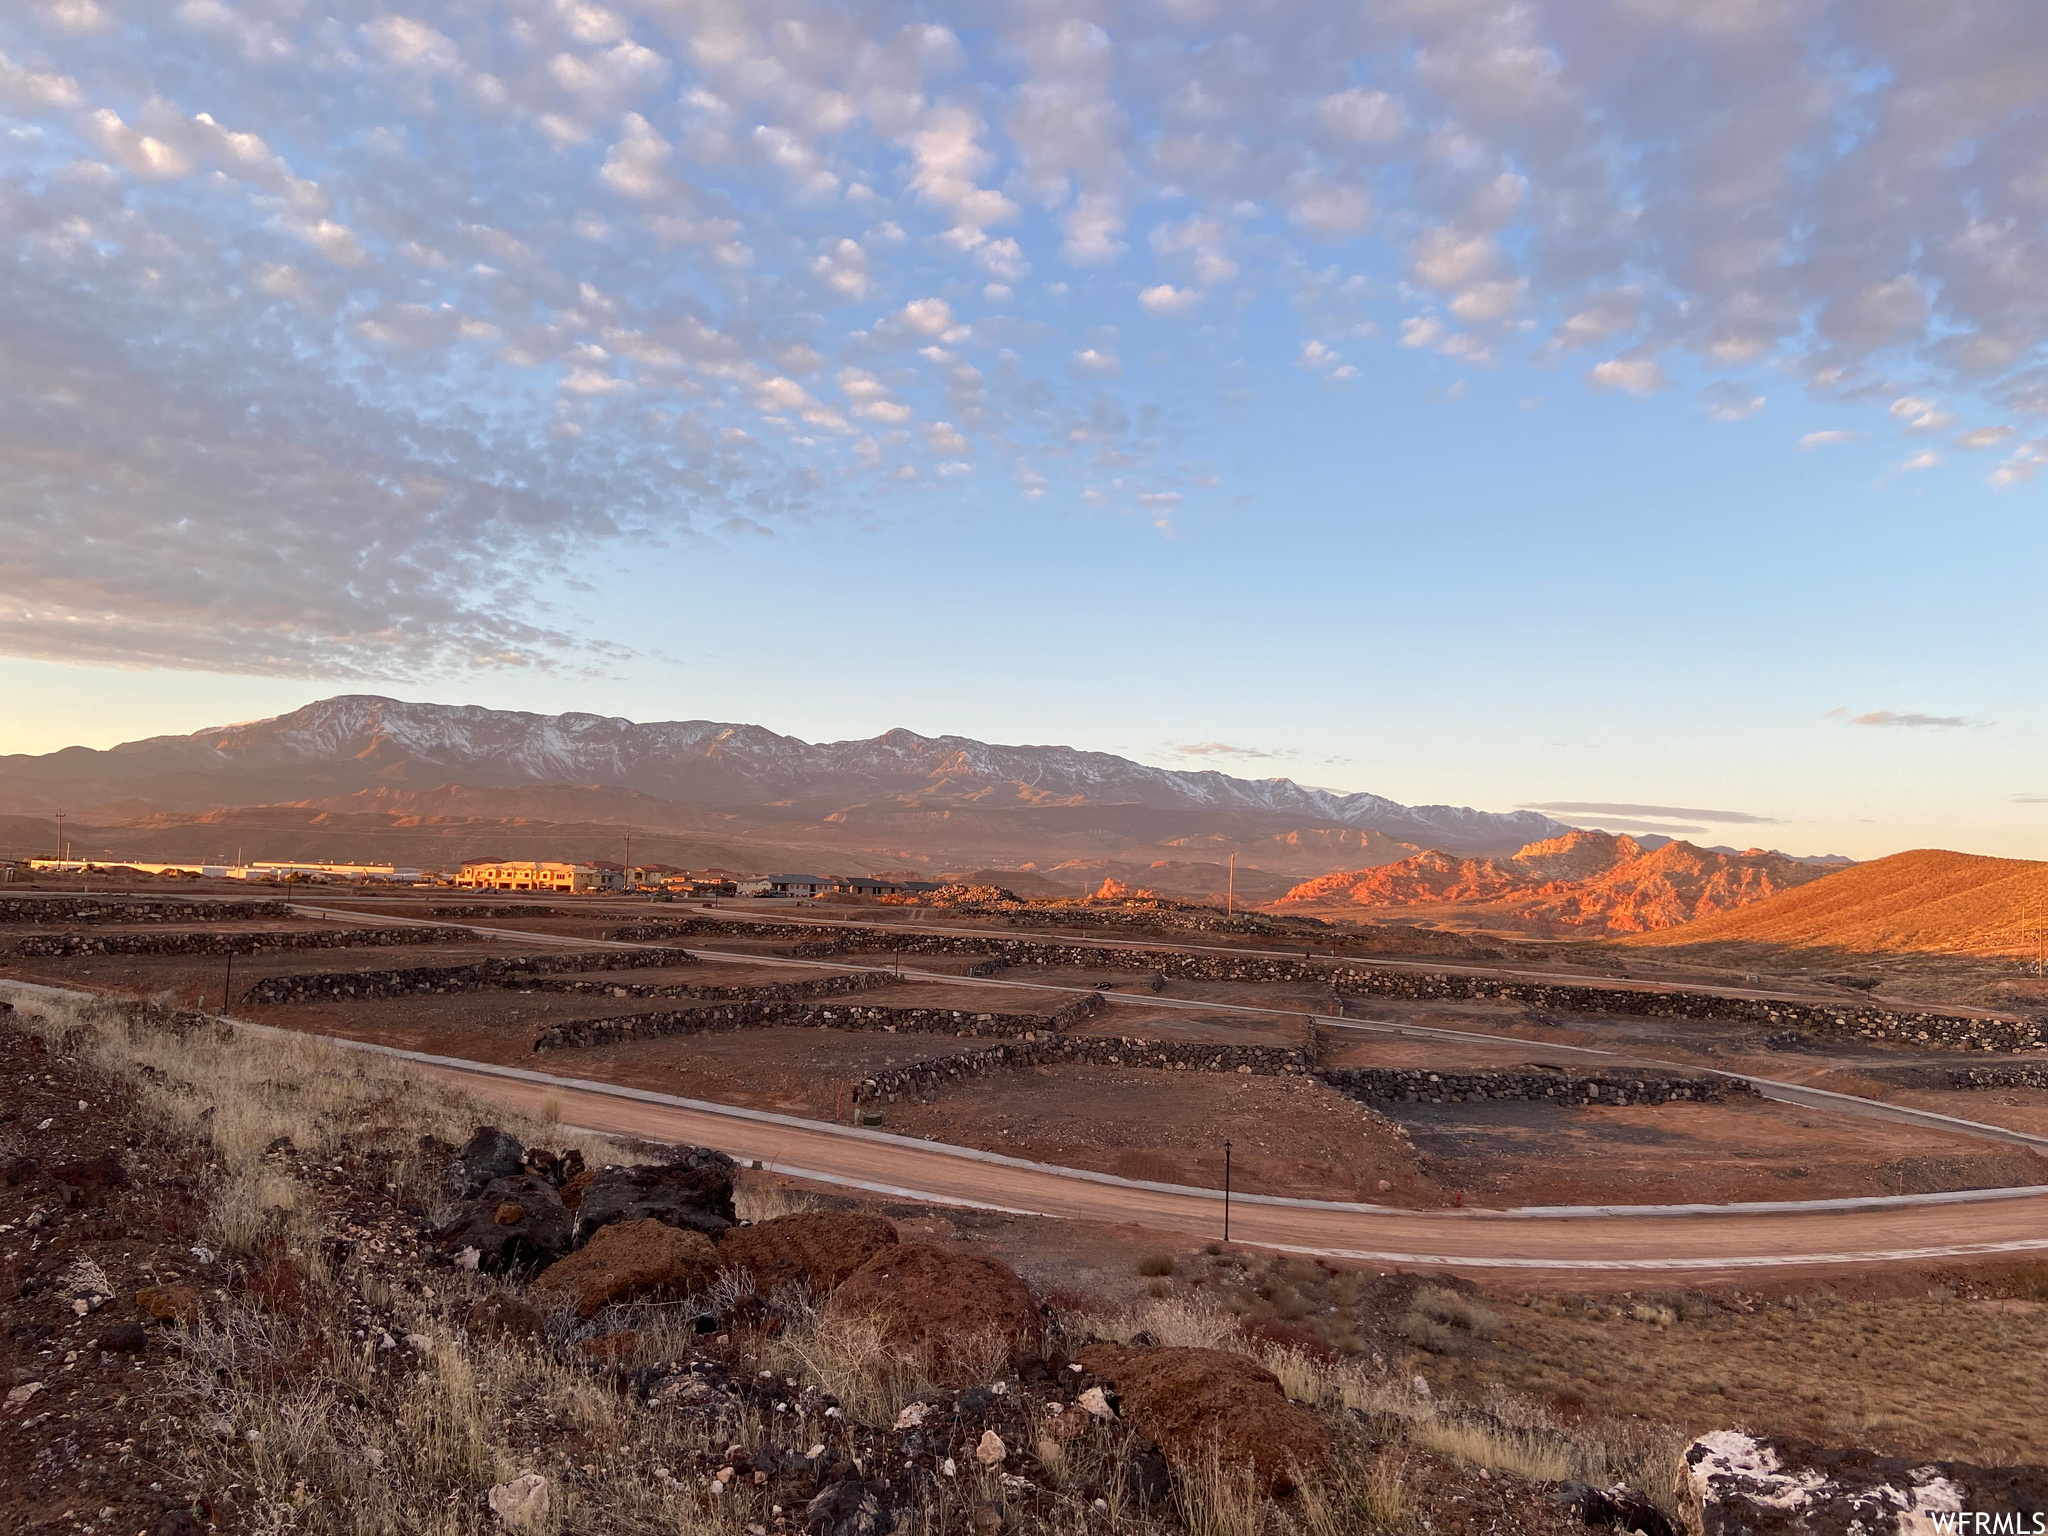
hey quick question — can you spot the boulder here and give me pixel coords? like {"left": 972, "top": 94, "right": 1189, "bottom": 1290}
{"left": 533, "top": 1217, "right": 719, "bottom": 1319}
{"left": 446, "top": 1126, "right": 526, "bottom": 1201}
{"left": 822, "top": 1245, "right": 1043, "bottom": 1381}
{"left": 804, "top": 1478, "right": 895, "bottom": 1536}
{"left": 436, "top": 1175, "right": 571, "bottom": 1274}
{"left": 135, "top": 1284, "right": 200, "bottom": 1325}
{"left": 1073, "top": 1344, "right": 1330, "bottom": 1495}
{"left": 1683, "top": 1431, "right": 2048, "bottom": 1534}
{"left": 572, "top": 1149, "right": 737, "bottom": 1243}
{"left": 718, "top": 1212, "right": 899, "bottom": 1295}
{"left": 51, "top": 1154, "right": 127, "bottom": 1208}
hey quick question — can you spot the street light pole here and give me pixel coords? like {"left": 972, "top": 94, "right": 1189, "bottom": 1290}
{"left": 1227, "top": 853, "right": 1235, "bottom": 917}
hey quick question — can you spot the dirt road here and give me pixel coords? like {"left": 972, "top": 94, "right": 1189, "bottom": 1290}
{"left": 393, "top": 1044, "right": 2048, "bottom": 1281}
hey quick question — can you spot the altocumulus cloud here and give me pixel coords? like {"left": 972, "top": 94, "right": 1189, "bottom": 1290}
{"left": 5, "top": 0, "right": 2048, "bottom": 674}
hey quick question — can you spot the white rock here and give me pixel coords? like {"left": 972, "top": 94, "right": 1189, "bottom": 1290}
{"left": 6, "top": 1382, "right": 45, "bottom": 1409}
{"left": 941, "top": 1458, "right": 958, "bottom": 1478}
{"left": 487, "top": 1474, "right": 549, "bottom": 1531}
{"left": 404, "top": 1334, "right": 434, "bottom": 1353}
{"left": 893, "top": 1402, "right": 928, "bottom": 1430}
{"left": 455, "top": 1246, "right": 481, "bottom": 1272}
{"left": 976, "top": 1430, "right": 1006, "bottom": 1467}
{"left": 1077, "top": 1387, "right": 1112, "bottom": 1419}
{"left": 1411, "top": 1375, "right": 1431, "bottom": 1399}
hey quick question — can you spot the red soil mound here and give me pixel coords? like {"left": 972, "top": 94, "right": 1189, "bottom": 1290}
{"left": 1619, "top": 847, "right": 2048, "bottom": 954}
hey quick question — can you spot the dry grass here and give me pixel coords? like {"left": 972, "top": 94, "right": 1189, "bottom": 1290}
{"left": 1415, "top": 1286, "right": 2048, "bottom": 1466}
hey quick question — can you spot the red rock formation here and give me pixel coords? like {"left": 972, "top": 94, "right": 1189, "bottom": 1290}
{"left": 1276, "top": 831, "right": 1832, "bottom": 935}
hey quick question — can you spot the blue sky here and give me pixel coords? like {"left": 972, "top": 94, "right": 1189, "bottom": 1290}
{"left": 3, "top": 0, "right": 2047, "bottom": 860}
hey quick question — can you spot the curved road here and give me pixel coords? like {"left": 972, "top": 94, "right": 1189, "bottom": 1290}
{"left": 391, "top": 1044, "right": 2048, "bottom": 1277}
{"left": 8, "top": 975, "right": 2046, "bottom": 1277}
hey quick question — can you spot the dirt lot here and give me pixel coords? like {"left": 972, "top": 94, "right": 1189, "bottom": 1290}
{"left": 877, "top": 1066, "right": 1434, "bottom": 1204}
{"left": 10, "top": 896, "right": 2048, "bottom": 1218}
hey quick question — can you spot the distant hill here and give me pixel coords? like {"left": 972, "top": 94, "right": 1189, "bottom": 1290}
{"left": 1273, "top": 830, "right": 1837, "bottom": 935}
{"left": 1618, "top": 848, "right": 2048, "bottom": 954}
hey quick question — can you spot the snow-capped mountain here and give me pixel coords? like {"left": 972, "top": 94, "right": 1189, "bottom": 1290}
{"left": 6, "top": 695, "right": 1563, "bottom": 853}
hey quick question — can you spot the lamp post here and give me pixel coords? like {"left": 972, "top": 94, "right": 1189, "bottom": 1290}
{"left": 221, "top": 944, "right": 236, "bottom": 1017}
{"left": 1223, "top": 1139, "right": 1233, "bottom": 1241}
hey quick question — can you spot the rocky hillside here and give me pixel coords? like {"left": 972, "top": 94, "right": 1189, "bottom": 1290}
{"left": 1275, "top": 830, "right": 1838, "bottom": 935}
{"left": 1618, "top": 847, "right": 2048, "bottom": 954}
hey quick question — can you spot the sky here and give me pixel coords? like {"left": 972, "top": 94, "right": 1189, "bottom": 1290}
{"left": 3, "top": 0, "right": 2047, "bottom": 861}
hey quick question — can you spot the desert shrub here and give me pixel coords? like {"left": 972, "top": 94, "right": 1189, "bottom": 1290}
{"left": 1398, "top": 1286, "right": 1503, "bottom": 1353}
{"left": 1137, "top": 1252, "right": 1176, "bottom": 1277}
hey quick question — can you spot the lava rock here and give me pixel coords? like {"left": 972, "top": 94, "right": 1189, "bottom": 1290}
{"left": 1074, "top": 1344, "right": 1331, "bottom": 1495}
{"left": 2, "top": 1155, "right": 38, "bottom": 1187}
{"left": 571, "top": 1148, "right": 737, "bottom": 1243}
{"left": 1684, "top": 1431, "right": 2048, "bottom": 1535}
{"left": 99, "top": 1321, "right": 150, "bottom": 1354}
{"left": 436, "top": 1175, "right": 571, "bottom": 1274}
{"left": 533, "top": 1216, "right": 719, "bottom": 1318}
{"left": 1549, "top": 1479, "right": 1680, "bottom": 1536}
{"left": 717, "top": 1211, "right": 898, "bottom": 1296}
{"left": 804, "top": 1477, "right": 896, "bottom": 1536}
{"left": 445, "top": 1126, "right": 527, "bottom": 1201}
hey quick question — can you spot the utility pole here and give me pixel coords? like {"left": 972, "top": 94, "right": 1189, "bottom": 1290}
{"left": 1223, "top": 1140, "right": 1233, "bottom": 1241}
{"left": 623, "top": 834, "right": 632, "bottom": 892}
{"left": 221, "top": 944, "right": 235, "bottom": 1017}
{"left": 55, "top": 808, "right": 65, "bottom": 865}
{"left": 1226, "top": 853, "right": 1235, "bottom": 917}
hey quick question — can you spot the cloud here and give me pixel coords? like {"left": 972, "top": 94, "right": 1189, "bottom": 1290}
{"left": 1701, "top": 383, "right": 1764, "bottom": 422}
{"left": 1587, "top": 356, "right": 1666, "bottom": 396}
{"left": 1954, "top": 426, "right": 2014, "bottom": 450}
{"left": 8, "top": 0, "right": 2048, "bottom": 679}
{"left": 1172, "top": 742, "right": 1295, "bottom": 759}
{"left": 1139, "top": 284, "right": 1201, "bottom": 317}
{"left": 1895, "top": 449, "right": 1942, "bottom": 472}
{"left": 1830, "top": 709, "right": 1978, "bottom": 729}
{"left": 1519, "top": 801, "right": 1782, "bottom": 825}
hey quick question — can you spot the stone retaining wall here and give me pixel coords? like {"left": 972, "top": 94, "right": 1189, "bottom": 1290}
{"left": 1948, "top": 1065, "right": 2048, "bottom": 1089}
{"left": 0, "top": 898, "right": 295, "bottom": 925}
{"left": 426, "top": 905, "right": 577, "bottom": 919}
{"left": 11, "top": 926, "right": 479, "bottom": 958}
{"left": 533, "top": 1001, "right": 1061, "bottom": 1052}
{"left": 1319, "top": 1066, "right": 1752, "bottom": 1107}
{"left": 527, "top": 970, "right": 891, "bottom": 1003}
{"left": 853, "top": 1034, "right": 1315, "bottom": 1104}
{"left": 609, "top": 917, "right": 2044, "bottom": 1053}
{"left": 241, "top": 947, "right": 700, "bottom": 1004}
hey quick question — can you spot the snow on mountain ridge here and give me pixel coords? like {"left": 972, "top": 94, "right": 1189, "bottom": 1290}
{"left": 147, "top": 695, "right": 1561, "bottom": 846}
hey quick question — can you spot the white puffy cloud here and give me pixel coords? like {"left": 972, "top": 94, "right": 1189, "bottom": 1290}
{"left": 1800, "top": 430, "right": 1861, "bottom": 449}
{"left": 1069, "top": 347, "right": 1121, "bottom": 376}
{"left": 1889, "top": 396, "right": 1957, "bottom": 433}
{"left": 1139, "top": 284, "right": 1201, "bottom": 317}
{"left": 1587, "top": 357, "right": 1667, "bottom": 396}
{"left": 0, "top": 50, "right": 82, "bottom": 111}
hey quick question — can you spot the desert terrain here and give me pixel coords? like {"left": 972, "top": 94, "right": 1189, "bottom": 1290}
{"left": 5, "top": 878, "right": 2047, "bottom": 1536}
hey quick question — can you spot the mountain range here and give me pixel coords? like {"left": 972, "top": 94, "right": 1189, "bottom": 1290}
{"left": 0, "top": 696, "right": 1567, "bottom": 892}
